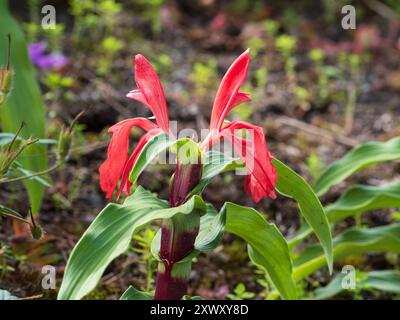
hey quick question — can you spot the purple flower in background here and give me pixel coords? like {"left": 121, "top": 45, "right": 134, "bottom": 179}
{"left": 28, "top": 41, "right": 68, "bottom": 69}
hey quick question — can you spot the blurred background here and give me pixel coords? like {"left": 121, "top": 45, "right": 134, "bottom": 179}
{"left": 0, "top": 0, "right": 399, "bottom": 299}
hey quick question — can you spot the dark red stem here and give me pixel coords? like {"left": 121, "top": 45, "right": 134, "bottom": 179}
{"left": 154, "top": 160, "right": 202, "bottom": 300}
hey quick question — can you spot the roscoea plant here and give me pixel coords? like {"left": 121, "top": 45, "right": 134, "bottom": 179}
{"left": 58, "top": 50, "right": 334, "bottom": 300}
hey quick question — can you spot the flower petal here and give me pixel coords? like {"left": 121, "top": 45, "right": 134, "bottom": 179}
{"left": 116, "top": 130, "right": 161, "bottom": 199}
{"left": 209, "top": 49, "right": 251, "bottom": 131}
{"left": 99, "top": 118, "right": 158, "bottom": 199}
{"left": 214, "top": 120, "right": 277, "bottom": 202}
{"left": 126, "top": 55, "right": 169, "bottom": 132}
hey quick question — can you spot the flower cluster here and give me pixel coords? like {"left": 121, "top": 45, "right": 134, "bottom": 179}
{"left": 99, "top": 50, "right": 277, "bottom": 203}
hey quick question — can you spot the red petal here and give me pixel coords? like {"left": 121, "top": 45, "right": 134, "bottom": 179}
{"left": 210, "top": 50, "right": 251, "bottom": 131}
{"left": 219, "top": 120, "right": 277, "bottom": 202}
{"left": 126, "top": 55, "right": 169, "bottom": 132}
{"left": 99, "top": 118, "right": 158, "bottom": 199}
{"left": 116, "top": 130, "right": 161, "bottom": 199}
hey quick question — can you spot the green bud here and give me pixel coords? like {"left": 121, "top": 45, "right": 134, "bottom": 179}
{"left": 0, "top": 67, "right": 13, "bottom": 105}
{"left": 57, "top": 127, "right": 72, "bottom": 160}
{"left": 30, "top": 225, "right": 43, "bottom": 240}
{"left": 0, "top": 34, "right": 13, "bottom": 106}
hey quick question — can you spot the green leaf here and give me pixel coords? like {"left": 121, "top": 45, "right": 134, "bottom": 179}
{"left": 0, "top": 1, "right": 47, "bottom": 213}
{"left": 151, "top": 203, "right": 226, "bottom": 259}
{"left": 0, "top": 204, "right": 24, "bottom": 219}
{"left": 314, "top": 137, "right": 400, "bottom": 196}
{"left": 312, "top": 270, "right": 400, "bottom": 299}
{"left": 129, "top": 132, "right": 176, "bottom": 185}
{"left": 120, "top": 286, "right": 152, "bottom": 300}
{"left": 223, "top": 202, "right": 297, "bottom": 300}
{"left": 272, "top": 158, "right": 333, "bottom": 273}
{"left": 289, "top": 182, "right": 400, "bottom": 247}
{"left": 194, "top": 203, "right": 226, "bottom": 252}
{"left": 325, "top": 182, "right": 400, "bottom": 223}
{"left": 190, "top": 151, "right": 244, "bottom": 196}
{"left": 182, "top": 295, "right": 202, "bottom": 300}
{"left": 293, "top": 224, "right": 400, "bottom": 281}
{"left": 15, "top": 166, "right": 52, "bottom": 187}
{"left": 0, "top": 133, "right": 55, "bottom": 147}
{"left": 58, "top": 187, "right": 206, "bottom": 300}
{"left": 0, "top": 289, "right": 19, "bottom": 300}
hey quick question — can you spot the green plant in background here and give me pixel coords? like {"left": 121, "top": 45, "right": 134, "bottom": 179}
{"left": 97, "top": 36, "right": 123, "bottom": 75}
{"left": 0, "top": 1, "right": 47, "bottom": 214}
{"left": 309, "top": 48, "right": 330, "bottom": 104}
{"left": 0, "top": 112, "right": 81, "bottom": 235}
{"left": 44, "top": 24, "right": 65, "bottom": 51}
{"left": 132, "top": 228, "right": 158, "bottom": 292}
{"left": 275, "top": 34, "right": 297, "bottom": 85}
{"left": 293, "top": 86, "right": 311, "bottom": 111}
{"left": 189, "top": 59, "right": 218, "bottom": 102}
{"left": 134, "top": 0, "right": 165, "bottom": 35}
{"left": 305, "top": 153, "right": 324, "bottom": 186}
{"left": 152, "top": 53, "right": 172, "bottom": 76}
{"left": 227, "top": 283, "right": 255, "bottom": 300}
{"left": 263, "top": 20, "right": 279, "bottom": 39}
{"left": 0, "top": 242, "right": 26, "bottom": 280}
{"left": 245, "top": 37, "right": 265, "bottom": 58}
{"left": 337, "top": 52, "right": 367, "bottom": 134}
{"left": 42, "top": 72, "right": 74, "bottom": 101}
{"left": 285, "top": 136, "right": 400, "bottom": 299}
{"left": 69, "top": 0, "right": 122, "bottom": 45}
{"left": 23, "top": 0, "right": 41, "bottom": 43}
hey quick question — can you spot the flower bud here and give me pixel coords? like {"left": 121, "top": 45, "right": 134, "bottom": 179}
{"left": 0, "top": 35, "right": 13, "bottom": 106}
{"left": 57, "top": 126, "right": 72, "bottom": 160}
{"left": 0, "top": 67, "right": 12, "bottom": 105}
{"left": 169, "top": 141, "right": 203, "bottom": 207}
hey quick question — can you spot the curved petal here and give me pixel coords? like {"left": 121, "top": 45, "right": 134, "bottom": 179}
{"left": 116, "top": 129, "right": 162, "bottom": 199}
{"left": 208, "top": 120, "right": 277, "bottom": 202}
{"left": 126, "top": 54, "right": 169, "bottom": 132}
{"left": 209, "top": 49, "right": 251, "bottom": 131}
{"left": 99, "top": 118, "right": 158, "bottom": 199}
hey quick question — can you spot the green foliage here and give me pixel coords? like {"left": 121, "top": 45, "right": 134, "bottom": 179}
{"left": 69, "top": 0, "right": 122, "bottom": 44}
{"left": 293, "top": 224, "right": 400, "bottom": 281}
{"left": 306, "top": 153, "right": 324, "bottom": 185}
{"left": 223, "top": 202, "right": 297, "bottom": 300}
{"left": 189, "top": 59, "right": 218, "bottom": 100}
{"left": 132, "top": 228, "right": 157, "bottom": 291}
{"left": 134, "top": 0, "right": 165, "bottom": 34}
{"left": 314, "top": 137, "right": 400, "bottom": 196}
{"left": 273, "top": 158, "right": 333, "bottom": 273}
{"left": 0, "top": 1, "right": 47, "bottom": 213}
{"left": 325, "top": 182, "right": 400, "bottom": 223}
{"left": 227, "top": 283, "right": 255, "bottom": 300}
{"left": 275, "top": 34, "right": 296, "bottom": 59}
{"left": 58, "top": 187, "right": 206, "bottom": 300}
{"left": 120, "top": 286, "right": 152, "bottom": 300}
{"left": 97, "top": 36, "right": 123, "bottom": 75}
{"left": 313, "top": 270, "right": 400, "bottom": 299}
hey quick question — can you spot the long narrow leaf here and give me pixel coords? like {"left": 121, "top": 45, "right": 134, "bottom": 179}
{"left": 293, "top": 224, "right": 400, "bottom": 281}
{"left": 314, "top": 137, "right": 400, "bottom": 196}
{"left": 223, "top": 202, "right": 297, "bottom": 300}
{"left": 273, "top": 158, "right": 333, "bottom": 273}
{"left": 0, "top": 1, "right": 47, "bottom": 213}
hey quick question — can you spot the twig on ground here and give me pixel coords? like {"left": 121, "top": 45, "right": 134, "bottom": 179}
{"left": 269, "top": 116, "right": 360, "bottom": 147}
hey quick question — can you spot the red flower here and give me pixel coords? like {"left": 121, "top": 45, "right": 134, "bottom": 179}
{"left": 99, "top": 55, "right": 169, "bottom": 199}
{"left": 99, "top": 50, "right": 277, "bottom": 202}
{"left": 202, "top": 50, "right": 277, "bottom": 202}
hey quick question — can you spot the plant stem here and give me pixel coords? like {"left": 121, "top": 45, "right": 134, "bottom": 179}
{"left": 0, "top": 160, "right": 62, "bottom": 184}
{"left": 154, "top": 213, "right": 200, "bottom": 300}
{"left": 154, "top": 159, "right": 202, "bottom": 300}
